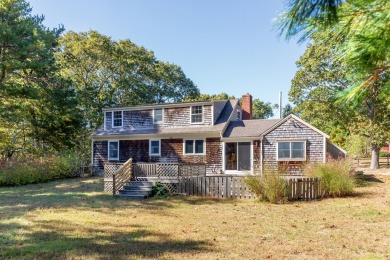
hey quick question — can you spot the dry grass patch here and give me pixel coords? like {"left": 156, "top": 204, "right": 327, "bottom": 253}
{"left": 1, "top": 173, "right": 390, "bottom": 259}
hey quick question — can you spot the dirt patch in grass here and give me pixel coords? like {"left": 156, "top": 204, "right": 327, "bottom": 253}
{"left": 1, "top": 172, "right": 390, "bottom": 259}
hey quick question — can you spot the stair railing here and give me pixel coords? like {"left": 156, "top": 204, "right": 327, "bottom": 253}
{"left": 112, "top": 158, "right": 133, "bottom": 195}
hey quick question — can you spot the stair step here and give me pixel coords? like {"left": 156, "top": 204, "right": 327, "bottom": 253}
{"left": 115, "top": 194, "right": 148, "bottom": 199}
{"left": 126, "top": 181, "right": 154, "bottom": 187}
{"left": 119, "top": 189, "right": 149, "bottom": 195}
{"left": 122, "top": 185, "right": 152, "bottom": 191}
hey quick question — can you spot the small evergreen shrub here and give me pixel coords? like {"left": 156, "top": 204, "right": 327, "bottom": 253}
{"left": 149, "top": 183, "right": 170, "bottom": 198}
{"left": 245, "top": 171, "right": 289, "bottom": 204}
{"left": 304, "top": 159, "right": 355, "bottom": 197}
{"left": 0, "top": 153, "right": 80, "bottom": 186}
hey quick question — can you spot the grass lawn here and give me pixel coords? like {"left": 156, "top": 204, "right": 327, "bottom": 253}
{"left": 1, "top": 170, "right": 390, "bottom": 259}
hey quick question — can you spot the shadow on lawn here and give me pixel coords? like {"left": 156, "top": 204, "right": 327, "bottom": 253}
{"left": 0, "top": 219, "right": 212, "bottom": 259}
{"left": 0, "top": 177, "right": 235, "bottom": 220}
{"left": 355, "top": 174, "right": 384, "bottom": 187}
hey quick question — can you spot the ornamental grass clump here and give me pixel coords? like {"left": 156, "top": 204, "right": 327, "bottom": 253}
{"left": 304, "top": 159, "right": 355, "bottom": 197}
{"left": 245, "top": 170, "right": 289, "bottom": 204}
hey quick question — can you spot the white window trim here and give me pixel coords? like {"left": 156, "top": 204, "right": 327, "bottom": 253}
{"left": 108, "top": 140, "right": 120, "bottom": 161}
{"left": 223, "top": 141, "right": 253, "bottom": 174}
{"left": 112, "top": 111, "right": 123, "bottom": 128}
{"left": 190, "top": 105, "right": 203, "bottom": 124}
{"left": 103, "top": 112, "right": 107, "bottom": 131}
{"left": 276, "top": 140, "right": 306, "bottom": 161}
{"left": 149, "top": 139, "right": 161, "bottom": 156}
{"left": 153, "top": 108, "right": 164, "bottom": 124}
{"left": 183, "top": 139, "right": 206, "bottom": 155}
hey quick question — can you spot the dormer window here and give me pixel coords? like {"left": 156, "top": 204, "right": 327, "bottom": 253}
{"left": 153, "top": 108, "right": 163, "bottom": 124}
{"left": 112, "top": 111, "right": 123, "bottom": 127}
{"left": 191, "top": 106, "right": 203, "bottom": 124}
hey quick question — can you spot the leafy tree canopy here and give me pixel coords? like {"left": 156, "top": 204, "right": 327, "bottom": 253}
{"left": 182, "top": 92, "right": 235, "bottom": 102}
{"left": 278, "top": 0, "right": 390, "bottom": 168}
{"left": 57, "top": 31, "right": 200, "bottom": 129}
{"left": 252, "top": 99, "right": 275, "bottom": 119}
{"left": 0, "top": 0, "right": 82, "bottom": 160}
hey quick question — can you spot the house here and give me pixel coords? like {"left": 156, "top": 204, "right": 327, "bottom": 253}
{"left": 92, "top": 93, "right": 346, "bottom": 176}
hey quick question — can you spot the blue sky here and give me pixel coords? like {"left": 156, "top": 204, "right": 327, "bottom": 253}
{"left": 29, "top": 0, "right": 306, "bottom": 110}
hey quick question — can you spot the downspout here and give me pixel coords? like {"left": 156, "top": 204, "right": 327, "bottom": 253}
{"left": 323, "top": 137, "right": 327, "bottom": 163}
{"left": 91, "top": 138, "right": 94, "bottom": 166}
{"left": 260, "top": 136, "right": 263, "bottom": 175}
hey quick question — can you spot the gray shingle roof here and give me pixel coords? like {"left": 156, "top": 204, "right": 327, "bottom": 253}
{"left": 92, "top": 99, "right": 240, "bottom": 138}
{"left": 216, "top": 99, "right": 238, "bottom": 125}
{"left": 93, "top": 125, "right": 226, "bottom": 137}
{"left": 223, "top": 119, "right": 281, "bottom": 138}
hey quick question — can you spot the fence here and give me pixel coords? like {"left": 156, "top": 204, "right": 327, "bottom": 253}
{"left": 177, "top": 176, "right": 321, "bottom": 201}
{"left": 288, "top": 177, "right": 321, "bottom": 200}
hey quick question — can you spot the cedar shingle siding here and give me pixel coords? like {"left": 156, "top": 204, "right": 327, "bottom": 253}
{"left": 93, "top": 138, "right": 222, "bottom": 174}
{"left": 326, "top": 140, "right": 346, "bottom": 160}
{"left": 262, "top": 117, "right": 324, "bottom": 175}
{"left": 105, "top": 105, "right": 213, "bottom": 131}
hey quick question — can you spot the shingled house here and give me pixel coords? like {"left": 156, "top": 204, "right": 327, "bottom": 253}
{"left": 92, "top": 93, "right": 346, "bottom": 176}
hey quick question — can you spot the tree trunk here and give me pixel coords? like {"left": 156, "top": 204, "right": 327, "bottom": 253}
{"left": 370, "top": 144, "right": 379, "bottom": 169}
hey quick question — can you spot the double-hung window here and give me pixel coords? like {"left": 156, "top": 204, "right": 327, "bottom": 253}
{"left": 277, "top": 141, "right": 306, "bottom": 161}
{"left": 149, "top": 139, "right": 161, "bottom": 156}
{"left": 112, "top": 111, "right": 123, "bottom": 127}
{"left": 108, "top": 141, "right": 119, "bottom": 160}
{"left": 153, "top": 108, "right": 163, "bottom": 124}
{"left": 184, "top": 139, "right": 204, "bottom": 155}
{"left": 191, "top": 106, "right": 203, "bottom": 124}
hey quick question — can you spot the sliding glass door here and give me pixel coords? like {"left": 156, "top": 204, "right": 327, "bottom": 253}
{"left": 225, "top": 142, "right": 251, "bottom": 171}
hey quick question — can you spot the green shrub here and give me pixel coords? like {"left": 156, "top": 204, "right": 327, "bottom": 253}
{"left": 380, "top": 151, "right": 389, "bottom": 158}
{"left": 304, "top": 159, "right": 355, "bottom": 197}
{"left": 245, "top": 171, "right": 289, "bottom": 204}
{"left": 149, "top": 183, "right": 170, "bottom": 198}
{"left": 0, "top": 153, "right": 80, "bottom": 186}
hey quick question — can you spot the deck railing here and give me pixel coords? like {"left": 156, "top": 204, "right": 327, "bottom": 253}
{"left": 112, "top": 158, "right": 133, "bottom": 195}
{"left": 131, "top": 162, "right": 206, "bottom": 179}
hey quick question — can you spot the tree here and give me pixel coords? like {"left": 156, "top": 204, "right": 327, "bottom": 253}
{"left": 277, "top": 0, "right": 390, "bottom": 168}
{"left": 252, "top": 99, "right": 275, "bottom": 119}
{"left": 289, "top": 30, "right": 390, "bottom": 165}
{"left": 57, "top": 31, "right": 199, "bottom": 129}
{"left": 182, "top": 92, "right": 235, "bottom": 102}
{"left": 282, "top": 104, "right": 293, "bottom": 118}
{"left": 0, "top": 0, "right": 81, "bottom": 159}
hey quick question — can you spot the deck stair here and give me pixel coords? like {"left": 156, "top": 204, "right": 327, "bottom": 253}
{"left": 116, "top": 179, "right": 154, "bottom": 199}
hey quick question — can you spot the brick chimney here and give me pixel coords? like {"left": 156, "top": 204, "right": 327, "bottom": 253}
{"left": 241, "top": 93, "right": 252, "bottom": 120}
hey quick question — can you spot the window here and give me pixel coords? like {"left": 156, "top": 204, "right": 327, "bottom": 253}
{"left": 277, "top": 141, "right": 306, "bottom": 160}
{"left": 112, "top": 111, "right": 123, "bottom": 127}
{"left": 184, "top": 139, "right": 204, "bottom": 154}
{"left": 191, "top": 106, "right": 203, "bottom": 123}
{"left": 225, "top": 142, "right": 251, "bottom": 171}
{"left": 149, "top": 139, "right": 161, "bottom": 156}
{"left": 108, "top": 141, "right": 119, "bottom": 160}
{"left": 153, "top": 108, "right": 163, "bottom": 124}
{"left": 237, "top": 111, "right": 241, "bottom": 120}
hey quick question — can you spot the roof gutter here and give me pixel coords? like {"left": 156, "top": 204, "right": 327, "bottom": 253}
{"left": 103, "top": 101, "right": 214, "bottom": 112}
